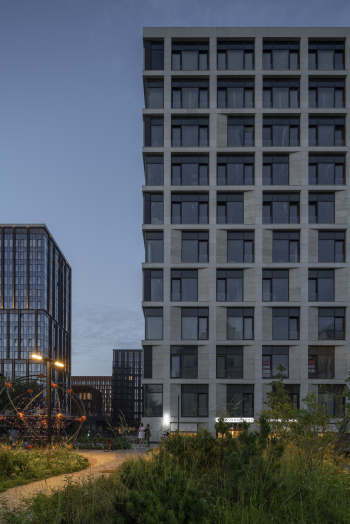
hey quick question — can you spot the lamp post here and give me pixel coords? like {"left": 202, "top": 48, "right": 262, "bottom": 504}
{"left": 31, "top": 354, "right": 64, "bottom": 445}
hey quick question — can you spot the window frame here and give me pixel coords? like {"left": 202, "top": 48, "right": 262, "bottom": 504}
{"left": 171, "top": 78, "right": 209, "bottom": 109}
{"left": 216, "top": 346, "right": 243, "bottom": 379}
{"left": 227, "top": 308, "right": 254, "bottom": 340}
{"left": 263, "top": 117, "right": 300, "bottom": 147}
{"left": 181, "top": 308, "right": 209, "bottom": 340}
{"left": 227, "top": 384, "right": 254, "bottom": 417}
{"left": 272, "top": 231, "right": 300, "bottom": 263}
{"left": 272, "top": 308, "right": 300, "bottom": 340}
{"left": 263, "top": 155, "right": 289, "bottom": 185}
{"left": 318, "top": 231, "right": 346, "bottom": 263}
{"left": 217, "top": 155, "right": 254, "bottom": 185}
{"left": 262, "top": 346, "right": 289, "bottom": 378}
{"left": 172, "top": 41, "right": 209, "bottom": 71}
{"left": 227, "top": 117, "right": 254, "bottom": 147}
{"left": 171, "top": 117, "right": 209, "bottom": 147}
{"left": 308, "top": 155, "right": 345, "bottom": 185}
{"left": 217, "top": 193, "right": 244, "bottom": 224}
{"left": 308, "top": 192, "right": 335, "bottom": 224}
{"left": 308, "top": 269, "right": 335, "bottom": 302}
{"left": 308, "top": 41, "right": 345, "bottom": 71}
{"left": 181, "top": 231, "right": 209, "bottom": 263}
{"left": 145, "top": 155, "right": 164, "bottom": 186}
{"left": 308, "top": 117, "right": 345, "bottom": 147}
{"left": 263, "top": 192, "right": 300, "bottom": 224}
{"left": 181, "top": 384, "right": 209, "bottom": 417}
{"left": 171, "top": 269, "right": 198, "bottom": 302}
{"left": 170, "top": 346, "right": 198, "bottom": 379}
{"left": 263, "top": 78, "right": 300, "bottom": 108}
{"left": 171, "top": 193, "right": 209, "bottom": 224}
{"left": 216, "top": 269, "right": 244, "bottom": 302}
{"left": 308, "top": 346, "right": 334, "bottom": 379}
{"left": 263, "top": 40, "right": 300, "bottom": 70}
{"left": 318, "top": 308, "right": 345, "bottom": 340}
{"left": 262, "top": 269, "right": 289, "bottom": 302}
{"left": 144, "top": 384, "right": 163, "bottom": 417}
{"left": 171, "top": 155, "right": 209, "bottom": 186}
{"left": 227, "top": 231, "right": 254, "bottom": 263}
{"left": 217, "top": 40, "right": 254, "bottom": 71}
{"left": 217, "top": 78, "right": 254, "bottom": 108}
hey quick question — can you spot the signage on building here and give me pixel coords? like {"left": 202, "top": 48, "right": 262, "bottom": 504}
{"left": 215, "top": 417, "right": 254, "bottom": 423}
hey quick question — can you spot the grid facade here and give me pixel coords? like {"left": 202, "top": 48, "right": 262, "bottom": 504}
{"left": 112, "top": 350, "right": 142, "bottom": 427}
{"left": 71, "top": 376, "right": 112, "bottom": 416}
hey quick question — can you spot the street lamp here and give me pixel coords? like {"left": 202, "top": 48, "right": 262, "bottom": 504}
{"left": 31, "top": 354, "right": 64, "bottom": 445}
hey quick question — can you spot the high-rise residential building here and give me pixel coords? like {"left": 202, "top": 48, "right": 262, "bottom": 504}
{"left": 0, "top": 224, "right": 71, "bottom": 385}
{"left": 112, "top": 350, "right": 142, "bottom": 428}
{"left": 141, "top": 28, "right": 350, "bottom": 436}
{"left": 71, "top": 376, "right": 112, "bottom": 416}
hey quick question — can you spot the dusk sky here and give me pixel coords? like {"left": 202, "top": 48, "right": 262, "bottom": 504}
{"left": 0, "top": 0, "right": 349, "bottom": 375}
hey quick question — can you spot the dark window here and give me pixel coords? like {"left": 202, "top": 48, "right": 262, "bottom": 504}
{"left": 181, "top": 384, "right": 208, "bottom": 417}
{"left": 308, "top": 270, "right": 334, "bottom": 301}
{"left": 273, "top": 231, "right": 300, "bottom": 263}
{"left": 143, "top": 345, "right": 152, "bottom": 379}
{"left": 309, "top": 78, "right": 345, "bottom": 108}
{"left": 262, "top": 270, "right": 289, "bottom": 301}
{"left": 172, "top": 117, "right": 209, "bottom": 147}
{"left": 217, "top": 155, "right": 254, "bottom": 185}
{"left": 216, "top": 346, "right": 243, "bottom": 378}
{"left": 308, "top": 346, "right": 334, "bottom": 379}
{"left": 171, "top": 193, "right": 208, "bottom": 224}
{"left": 172, "top": 41, "right": 208, "bottom": 71}
{"left": 318, "top": 231, "right": 345, "bottom": 263}
{"left": 144, "top": 41, "right": 164, "bottom": 70}
{"left": 182, "top": 232, "right": 209, "bottom": 263}
{"left": 171, "top": 346, "right": 198, "bottom": 378}
{"left": 309, "top": 41, "right": 345, "bottom": 70}
{"left": 145, "top": 156, "right": 163, "bottom": 185}
{"left": 217, "top": 270, "right": 243, "bottom": 301}
{"left": 318, "top": 308, "right": 345, "bottom": 340}
{"left": 217, "top": 40, "right": 254, "bottom": 70}
{"left": 262, "top": 346, "right": 289, "bottom": 378}
{"left": 144, "top": 193, "right": 163, "bottom": 224}
{"left": 218, "top": 78, "right": 254, "bottom": 108}
{"left": 263, "top": 78, "right": 299, "bottom": 108}
{"left": 263, "top": 155, "right": 289, "bottom": 185}
{"left": 172, "top": 155, "right": 208, "bottom": 186}
{"left": 227, "top": 231, "right": 254, "bottom": 263}
{"left": 181, "top": 308, "right": 208, "bottom": 340}
{"left": 143, "top": 269, "right": 163, "bottom": 301}
{"left": 309, "top": 155, "right": 345, "bottom": 185}
{"left": 145, "top": 79, "right": 164, "bottom": 108}
{"left": 309, "top": 117, "right": 345, "bottom": 147}
{"left": 273, "top": 308, "right": 299, "bottom": 340}
{"left": 217, "top": 193, "right": 244, "bottom": 224}
{"left": 227, "top": 308, "right": 254, "bottom": 340}
{"left": 263, "top": 192, "right": 299, "bottom": 224}
{"left": 263, "top": 117, "right": 300, "bottom": 147}
{"left": 171, "top": 270, "right": 198, "bottom": 301}
{"left": 144, "top": 117, "right": 164, "bottom": 147}
{"left": 172, "top": 79, "right": 209, "bottom": 109}
{"left": 145, "top": 308, "right": 163, "bottom": 340}
{"left": 263, "top": 40, "right": 299, "bottom": 70}
{"left": 309, "top": 193, "right": 334, "bottom": 224}
{"left": 318, "top": 385, "right": 345, "bottom": 417}
{"left": 145, "top": 232, "right": 163, "bottom": 263}
{"left": 228, "top": 117, "right": 254, "bottom": 147}
{"left": 144, "top": 384, "right": 163, "bottom": 417}
{"left": 227, "top": 385, "right": 254, "bottom": 417}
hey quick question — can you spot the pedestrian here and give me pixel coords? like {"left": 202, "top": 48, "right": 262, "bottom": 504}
{"left": 138, "top": 422, "right": 145, "bottom": 447}
{"left": 145, "top": 424, "right": 151, "bottom": 447}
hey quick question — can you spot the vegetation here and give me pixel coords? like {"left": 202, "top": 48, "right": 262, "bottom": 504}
{"left": 76, "top": 435, "right": 131, "bottom": 450}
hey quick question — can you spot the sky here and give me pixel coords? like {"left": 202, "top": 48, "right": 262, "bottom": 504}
{"left": 0, "top": 0, "right": 349, "bottom": 375}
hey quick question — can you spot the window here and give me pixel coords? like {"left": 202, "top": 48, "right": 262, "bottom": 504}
{"left": 181, "top": 308, "right": 208, "bottom": 340}
{"left": 216, "top": 346, "right": 243, "bottom": 378}
{"left": 143, "top": 270, "right": 163, "bottom": 302}
{"left": 263, "top": 193, "right": 299, "bottom": 224}
{"left": 217, "top": 270, "right": 243, "bottom": 302}
{"left": 227, "top": 385, "right": 254, "bottom": 417}
{"left": 308, "top": 346, "right": 334, "bottom": 379}
{"left": 263, "top": 117, "right": 299, "bottom": 146}
{"left": 263, "top": 155, "right": 289, "bottom": 185}
{"left": 217, "top": 78, "right": 254, "bottom": 108}
{"left": 172, "top": 79, "right": 208, "bottom": 109}
{"left": 144, "top": 117, "right": 163, "bottom": 147}
{"left": 263, "top": 270, "right": 289, "bottom": 301}
{"left": 309, "top": 155, "right": 345, "bottom": 185}
{"left": 273, "top": 308, "right": 299, "bottom": 340}
{"left": 318, "top": 231, "right": 345, "bottom": 263}
{"left": 217, "top": 40, "right": 254, "bottom": 70}
{"left": 227, "top": 117, "right": 254, "bottom": 147}
{"left": 309, "top": 193, "right": 334, "bottom": 224}
{"left": 145, "top": 308, "right": 163, "bottom": 340}
{"left": 227, "top": 308, "right": 254, "bottom": 340}
{"left": 309, "top": 117, "right": 345, "bottom": 147}
{"left": 217, "top": 193, "right": 244, "bottom": 224}
{"left": 145, "top": 80, "right": 163, "bottom": 108}
{"left": 144, "top": 193, "right": 163, "bottom": 224}
{"left": 144, "top": 384, "right": 163, "bottom": 417}
{"left": 171, "top": 346, "right": 198, "bottom": 378}
{"left": 263, "top": 40, "right": 299, "bottom": 70}
{"left": 143, "top": 346, "right": 152, "bottom": 378}
{"left": 182, "top": 232, "right": 209, "bottom": 263}
{"left": 217, "top": 155, "right": 254, "bottom": 185}
{"left": 318, "top": 385, "right": 344, "bottom": 417}
{"left": 309, "top": 78, "right": 344, "bottom": 108}
{"left": 262, "top": 346, "right": 289, "bottom": 378}
{"left": 181, "top": 385, "right": 208, "bottom": 417}
{"left": 144, "top": 41, "right": 164, "bottom": 70}
{"left": 171, "top": 193, "right": 208, "bottom": 224}
{"left": 145, "top": 232, "right": 163, "bottom": 263}
{"left": 171, "top": 155, "right": 208, "bottom": 186}
{"left": 263, "top": 78, "right": 299, "bottom": 108}
{"left": 172, "top": 117, "right": 209, "bottom": 147}
{"left": 145, "top": 156, "right": 163, "bottom": 185}
{"left": 318, "top": 308, "right": 345, "bottom": 340}
{"left": 227, "top": 231, "right": 254, "bottom": 263}
{"left": 171, "top": 270, "right": 197, "bottom": 301}
{"left": 308, "top": 270, "right": 334, "bottom": 301}
{"left": 309, "top": 40, "right": 344, "bottom": 70}
{"left": 172, "top": 41, "right": 208, "bottom": 71}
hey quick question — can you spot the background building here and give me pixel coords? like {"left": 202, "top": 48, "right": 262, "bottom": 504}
{"left": 112, "top": 349, "right": 142, "bottom": 428}
{"left": 71, "top": 376, "right": 112, "bottom": 416}
{"left": 142, "top": 27, "right": 350, "bottom": 436}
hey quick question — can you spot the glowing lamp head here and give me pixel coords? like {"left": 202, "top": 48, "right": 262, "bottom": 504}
{"left": 54, "top": 361, "right": 64, "bottom": 368}
{"left": 31, "top": 354, "right": 43, "bottom": 361}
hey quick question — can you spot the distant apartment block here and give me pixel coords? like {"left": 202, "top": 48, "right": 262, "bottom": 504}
{"left": 112, "top": 349, "right": 142, "bottom": 428}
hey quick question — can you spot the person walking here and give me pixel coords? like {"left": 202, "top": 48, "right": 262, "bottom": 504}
{"left": 138, "top": 422, "right": 145, "bottom": 447}
{"left": 145, "top": 424, "right": 151, "bottom": 447}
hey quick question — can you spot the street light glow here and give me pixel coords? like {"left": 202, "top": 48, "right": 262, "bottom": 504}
{"left": 54, "top": 361, "right": 64, "bottom": 368}
{"left": 31, "top": 354, "right": 43, "bottom": 360}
